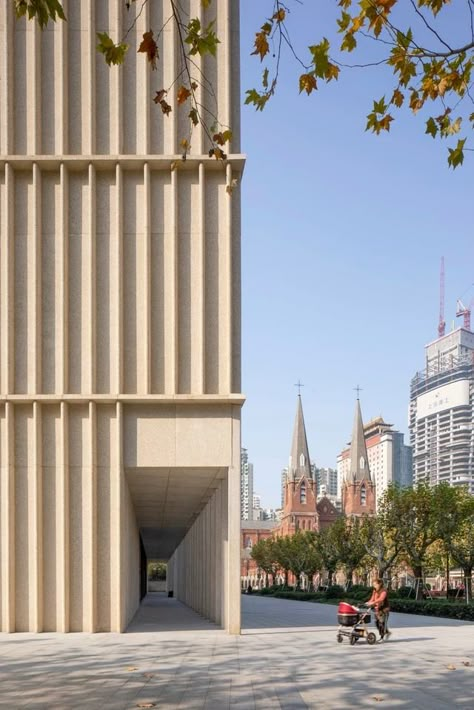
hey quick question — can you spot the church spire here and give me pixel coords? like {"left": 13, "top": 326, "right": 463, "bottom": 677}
{"left": 289, "top": 395, "right": 312, "bottom": 480}
{"left": 347, "top": 396, "right": 371, "bottom": 482}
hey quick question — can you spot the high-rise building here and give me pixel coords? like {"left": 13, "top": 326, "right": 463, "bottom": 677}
{"left": 313, "top": 466, "right": 338, "bottom": 497}
{"left": 240, "top": 449, "right": 254, "bottom": 521}
{"left": 410, "top": 327, "right": 474, "bottom": 493}
{"left": 337, "top": 416, "right": 412, "bottom": 508}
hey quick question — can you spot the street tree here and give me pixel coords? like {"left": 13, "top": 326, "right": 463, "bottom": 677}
{"left": 250, "top": 538, "right": 281, "bottom": 587}
{"left": 328, "top": 515, "right": 366, "bottom": 589}
{"left": 385, "top": 483, "right": 448, "bottom": 600}
{"left": 16, "top": 0, "right": 474, "bottom": 166}
{"left": 361, "top": 493, "right": 403, "bottom": 580}
{"left": 436, "top": 483, "right": 474, "bottom": 603}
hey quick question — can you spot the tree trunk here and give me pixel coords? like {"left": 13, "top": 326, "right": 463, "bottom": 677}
{"left": 464, "top": 566, "right": 472, "bottom": 604}
{"left": 413, "top": 565, "right": 423, "bottom": 600}
{"left": 328, "top": 569, "right": 334, "bottom": 586}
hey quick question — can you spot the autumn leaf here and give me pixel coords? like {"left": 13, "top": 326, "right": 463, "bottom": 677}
{"left": 177, "top": 85, "right": 191, "bottom": 104}
{"left": 201, "top": 0, "right": 211, "bottom": 7}
{"left": 212, "top": 130, "right": 232, "bottom": 145}
{"left": 159, "top": 100, "right": 172, "bottom": 115}
{"left": 251, "top": 31, "right": 269, "bottom": 61}
{"left": 446, "top": 664, "right": 456, "bottom": 670}
{"left": 138, "top": 31, "right": 158, "bottom": 69}
{"left": 126, "top": 666, "right": 138, "bottom": 671}
{"left": 189, "top": 108, "right": 199, "bottom": 125}
{"left": 391, "top": 88, "right": 404, "bottom": 107}
{"left": 299, "top": 73, "right": 317, "bottom": 95}
{"left": 154, "top": 89, "right": 167, "bottom": 104}
{"left": 209, "top": 147, "right": 226, "bottom": 160}
{"left": 273, "top": 8, "right": 286, "bottom": 22}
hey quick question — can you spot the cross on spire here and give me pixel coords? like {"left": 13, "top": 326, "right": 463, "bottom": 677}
{"left": 354, "top": 384, "right": 363, "bottom": 400}
{"left": 294, "top": 380, "right": 304, "bottom": 396}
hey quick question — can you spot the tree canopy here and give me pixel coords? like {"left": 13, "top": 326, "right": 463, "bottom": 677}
{"left": 14, "top": 0, "right": 474, "bottom": 167}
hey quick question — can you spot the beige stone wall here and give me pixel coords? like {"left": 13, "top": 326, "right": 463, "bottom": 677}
{"left": 0, "top": 0, "right": 243, "bottom": 632}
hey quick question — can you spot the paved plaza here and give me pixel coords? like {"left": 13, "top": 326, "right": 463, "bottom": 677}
{"left": 0, "top": 594, "right": 473, "bottom": 709}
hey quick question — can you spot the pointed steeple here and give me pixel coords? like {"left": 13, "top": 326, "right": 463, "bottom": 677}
{"left": 347, "top": 397, "right": 371, "bottom": 482}
{"left": 288, "top": 395, "right": 312, "bottom": 480}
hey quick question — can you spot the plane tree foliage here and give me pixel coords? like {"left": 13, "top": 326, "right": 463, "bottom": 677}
{"left": 14, "top": 0, "right": 474, "bottom": 167}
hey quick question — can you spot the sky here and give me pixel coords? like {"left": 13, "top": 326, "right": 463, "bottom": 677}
{"left": 238, "top": 1, "right": 474, "bottom": 509}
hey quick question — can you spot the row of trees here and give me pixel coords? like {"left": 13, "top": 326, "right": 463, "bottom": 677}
{"left": 250, "top": 483, "right": 474, "bottom": 602}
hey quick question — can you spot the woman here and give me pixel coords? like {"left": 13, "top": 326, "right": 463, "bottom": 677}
{"left": 367, "top": 578, "right": 391, "bottom": 642}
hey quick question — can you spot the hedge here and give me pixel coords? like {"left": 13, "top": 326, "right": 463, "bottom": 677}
{"left": 388, "top": 598, "right": 474, "bottom": 621}
{"left": 254, "top": 589, "right": 474, "bottom": 621}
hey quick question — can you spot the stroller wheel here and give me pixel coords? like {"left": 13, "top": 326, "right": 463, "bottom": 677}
{"left": 350, "top": 634, "right": 358, "bottom": 645}
{"left": 337, "top": 633, "right": 343, "bottom": 643}
{"left": 367, "top": 632, "right": 377, "bottom": 645}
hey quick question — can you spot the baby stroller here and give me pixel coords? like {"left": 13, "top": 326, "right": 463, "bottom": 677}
{"left": 336, "top": 601, "right": 377, "bottom": 645}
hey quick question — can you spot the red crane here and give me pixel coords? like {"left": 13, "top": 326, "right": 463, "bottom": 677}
{"left": 438, "top": 257, "right": 446, "bottom": 337}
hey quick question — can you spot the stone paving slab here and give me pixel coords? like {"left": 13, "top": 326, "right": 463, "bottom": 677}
{"left": 0, "top": 593, "right": 473, "bottom": 709}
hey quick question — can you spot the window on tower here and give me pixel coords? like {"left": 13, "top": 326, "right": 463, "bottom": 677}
{"left": 300, "top": 482, "right": 307, "bottom": 504}
{"left": 360, "top": 484, "right": 366, "bottom": 506}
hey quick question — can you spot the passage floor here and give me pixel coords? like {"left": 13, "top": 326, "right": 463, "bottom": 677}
{"left": 0, "top": 593, "right": 473, "bottom": 709}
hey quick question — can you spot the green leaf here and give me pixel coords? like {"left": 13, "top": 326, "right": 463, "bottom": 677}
{"left": 96, "top": 32, "right": 128, "bottom": 66}
{"left": 373, "top": 97, "right": 387, "bottom": 115}
{"left": 309, "top": 38, "right": 330, "bottom": 78}
{"left": 185, "top": 18, "right": 220, "bottom": 57}
{"left": 447, "top": 138, "right": 466, "bottom": 169}
{"left": 425, "top": 117, "right": 438, "bottom": 138}
{"left": 15, "top": 0, "right": 66, "bottom": 28}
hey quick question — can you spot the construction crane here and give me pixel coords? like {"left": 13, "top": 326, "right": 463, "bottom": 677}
{"left": 438, "top": 257, "right": 446, "bottom": 337}
{"left": 456, "top": 298, "right": 472, "bottom": 331}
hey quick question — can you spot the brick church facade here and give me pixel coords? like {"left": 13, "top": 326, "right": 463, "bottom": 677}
{"left": 241, "top": 395, "right": 339, "bottom": 587}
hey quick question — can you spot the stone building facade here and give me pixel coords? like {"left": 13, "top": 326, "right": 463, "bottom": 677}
{"left": 0, "top": 1, "right": 243, "bottom": 633}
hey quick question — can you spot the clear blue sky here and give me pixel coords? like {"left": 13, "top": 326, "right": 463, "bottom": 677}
{"left": 239, "top": 1, "right": 474, "bottom": 509}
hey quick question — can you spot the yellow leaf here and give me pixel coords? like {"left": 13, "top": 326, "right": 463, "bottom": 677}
{"left": 299, "top": 73, "right": 317, "bottom": 95}
{"left": 251, "top": 31, "right": 269, "bottom": 61}
{"left": 273, "top": 8, "right": 286, "bottom": 22}
{"left": 447, "top": 664, "right": 456, "bottom": 670}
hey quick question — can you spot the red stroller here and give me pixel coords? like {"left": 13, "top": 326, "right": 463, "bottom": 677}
{"left": 337, "top": 601, "right": 377, "bottom": 645}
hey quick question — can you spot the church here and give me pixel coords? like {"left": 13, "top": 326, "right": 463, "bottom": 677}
{"left": 241, "top": 391, "right": 378, "bottom": 588}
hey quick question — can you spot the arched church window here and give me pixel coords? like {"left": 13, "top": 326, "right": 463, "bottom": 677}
{"left": 360, "top": 456, "right": 365, "bottom": 469}
{"left": 360, "top": 484, "right": 366, "bottom": 506}
{"left": 300, "top": 482, "right": 307, "bottom": 504}
{"left": 301, "top": 519, "right": 306, "bottom": 530}
{"left": 245, "top": 537, "right": 252, "bottom": 549}
{"left": 300, "top": 454, "right": 305, "bottom": 467}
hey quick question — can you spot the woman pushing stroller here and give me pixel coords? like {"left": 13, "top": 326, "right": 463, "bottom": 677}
{"left": 367, "top": 578, "right": 391, "bottom": 642}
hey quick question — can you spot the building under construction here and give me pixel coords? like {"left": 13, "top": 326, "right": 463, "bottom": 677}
{"left": 410, "top": 327, "right": 474, "bottom": 493}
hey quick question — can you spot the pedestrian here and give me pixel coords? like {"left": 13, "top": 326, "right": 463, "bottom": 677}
{"left": 247, "top": 583, "right": 253, "bottom": 594}
{"left": 367, "top": 578, "right": 391, "bottom": 642}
